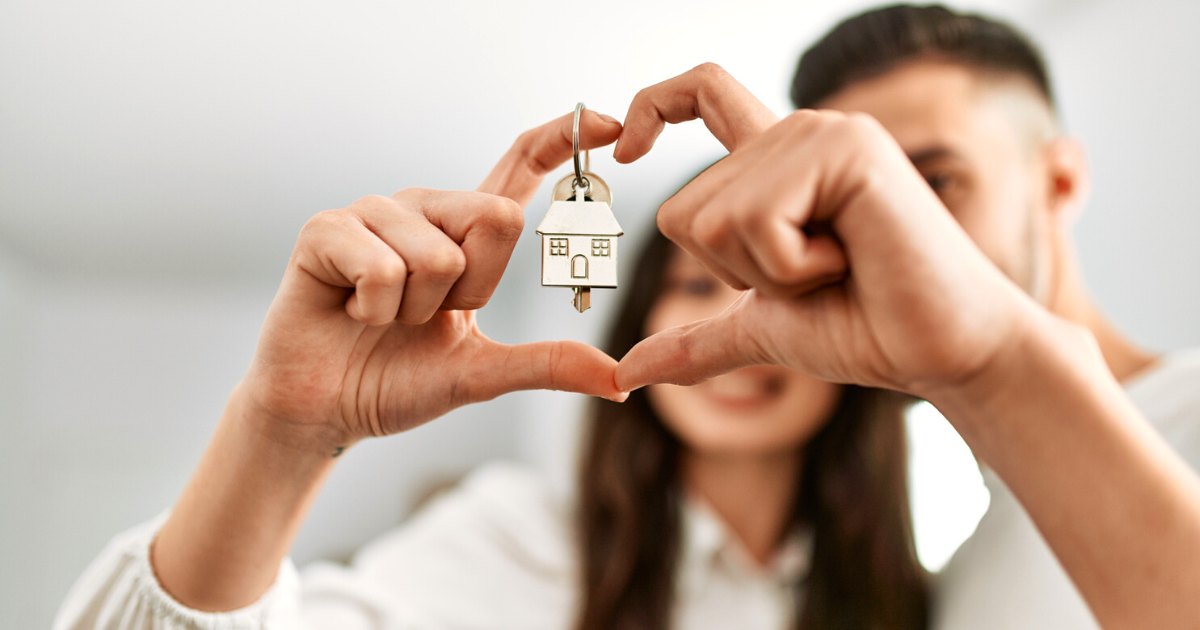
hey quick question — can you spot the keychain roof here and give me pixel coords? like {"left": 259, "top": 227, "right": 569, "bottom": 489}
{"left": 535, "top": 188, "right": 622, "bottom": 235}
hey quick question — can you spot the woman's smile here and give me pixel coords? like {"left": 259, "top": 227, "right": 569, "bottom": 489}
{"left": 697, "top": 367, "right": 790, "bottom": 411}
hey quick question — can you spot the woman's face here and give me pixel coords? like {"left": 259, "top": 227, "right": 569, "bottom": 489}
{"left": 644, "top": 248, "right": 843, "bottom": 456}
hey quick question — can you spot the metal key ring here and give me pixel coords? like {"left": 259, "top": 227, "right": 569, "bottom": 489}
{"left": 572, "top": 102, "right": 590, "bottom": 194}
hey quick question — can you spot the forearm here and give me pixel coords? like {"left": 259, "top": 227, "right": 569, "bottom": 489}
{"left": 152, "top": 383, "right": 344, "bottom": 612}
{"left": 929, "top": 306, "right": 1200, "bottom": 629}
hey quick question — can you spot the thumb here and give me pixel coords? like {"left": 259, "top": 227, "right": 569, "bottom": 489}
{"left": 468, "top": 339, "right": 628, "bottom": 403}
{"left": 615, "top": 305, "right": 767, "bottom": 392}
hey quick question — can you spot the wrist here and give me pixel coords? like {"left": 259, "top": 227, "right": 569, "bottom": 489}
{"left": 152, "top": 387, "right": 347, "bottom": 611}
{"left": 921, "top": 302, "right": 1110, "bottom": 460}
{"left": 231, "top": 380, "right": 355, "bottom": 460}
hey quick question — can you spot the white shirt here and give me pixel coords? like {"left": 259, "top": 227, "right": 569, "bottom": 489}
{"left": 54, "top": 463, "right": 811, "bottom": 630}
{"left": 933, "top": 348, "right": 1200, "bottom": 630}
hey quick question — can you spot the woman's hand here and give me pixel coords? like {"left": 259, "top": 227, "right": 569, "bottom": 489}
{"left": 153, "top": 109, "right": 626, "bottom": 612}
{"left": 240, "top": 111, "right": 627, "bottom": 454}
{"left": 613, "top": 64, "right": 1033, "bottom": 400}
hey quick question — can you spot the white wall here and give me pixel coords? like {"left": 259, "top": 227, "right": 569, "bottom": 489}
{"left": 0, "top": 268, "right": 522, "bottom": 627}
{"left": 1038, "top": 0, "right": 1200, "bottom": 351}
{"left": 4, "top": 0, "right": 1200, "bottom": 626}
{"left": 0, "top": 251, "right": 33, "bottom": 625}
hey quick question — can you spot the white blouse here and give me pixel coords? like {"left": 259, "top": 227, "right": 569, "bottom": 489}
{"left": 54, "top": 463, "right": 812, "bottom": 630}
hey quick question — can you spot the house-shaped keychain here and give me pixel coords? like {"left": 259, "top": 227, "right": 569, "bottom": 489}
{"left": 536, "top": 172, "right": 623, "bottom": 313}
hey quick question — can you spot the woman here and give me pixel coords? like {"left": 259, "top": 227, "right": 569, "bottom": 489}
{"left": 579, "top": 229, "right": 926, "bottom": 630}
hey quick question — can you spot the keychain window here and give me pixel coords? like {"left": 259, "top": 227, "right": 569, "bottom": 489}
{"left": 550, "top": 238, "right": 569, "bottom": 256}
{"left": 591, "top": 239, "right": 611, "bottom": 257}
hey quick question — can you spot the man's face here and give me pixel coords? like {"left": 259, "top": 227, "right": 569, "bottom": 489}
{"left": 819, "top": 59, "right": 1057, "bottom": 297}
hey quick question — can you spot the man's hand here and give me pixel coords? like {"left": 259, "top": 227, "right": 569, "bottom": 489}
{"left": 613, "top": 64, "right": 1032, "bottom": 400}
{"left": 613, "top": 65, "right": 1200, "bottom": 630}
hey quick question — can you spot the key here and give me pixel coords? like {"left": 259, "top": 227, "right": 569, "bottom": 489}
{"left": 535, "top": 103, "right": 623, "bottom": 313}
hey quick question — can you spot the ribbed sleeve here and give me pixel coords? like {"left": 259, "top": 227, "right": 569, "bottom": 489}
{"left": 53, "top": 514, "right": 301, "bottom": 630}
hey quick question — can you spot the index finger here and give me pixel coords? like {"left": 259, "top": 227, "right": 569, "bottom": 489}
{"left": 478, "top": 109, "right": 622, "bottom": 208}
{"left": 392, "top": 188, "right": 522, "bottom": 312}
{"left": 613, "top": 63, "right": 780, "bottom": 164}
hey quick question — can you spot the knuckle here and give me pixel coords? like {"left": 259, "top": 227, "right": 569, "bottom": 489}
{"left": 782, "top": 108, "right": 822, "bottom": 127}
{"left": 673, "top": 329, "right": 710, "bottom": 387}
{"left": 452, "top": 293, "right": 490, "bottom": 311}
{"left": 391, "top": 187, "right": 430, "bottom": 200}
{"left": 364, "top": 312, "right": 395, "bottom": 327}
{"left": 692, "top": 62, "right": 728, "bottom": 82}
{"left": 654, "top": 211, "right": 675, "bottom": 241}
{"left": 298, "top": 209, "right": 344, "bottom": 241}
{"left": 841, "top": 112, "right": 886, "bottom": 143}
{"left": 354, "top": 194, "right": 395, "bottom": 214}
{"left": 631, "top": 83, "right": 657, "bottom": 105}
{"left": 731, "top": 307, "right": 771, "bottom": 364}
{"left": 395, "top": 310, "right": 429, "bottom": 326}
{"left": 810, "top": 110, "right": 846, "bottom": 133}
{"left": 389, "top": 187, "right": 433, "bottom": 210}
{"left": 420, "top": 244, "right": 466, "bottom": 281}
{"left": 692, "top": 211, "right": 729, "bottom": 251}
{"left": 512, "top": 129, "right": 554, "bottom": 174}
{"left": 513, "top": 127, "right": 538, "bottom": 151}
{"left": 836, "top": 113, "right": 894, "bottom": 183}
{"left": 656, "top": 196, "right": 685, "bottom": 239}
{"left": 779, "top": 109, "right": 842, "bottom": 142}
{"left": 302, "top": 208, "right": 335, "bottom": 230}
{"left": 366, "top": 256, "right": 407, "bottom": 288}
{"left": 846, "top": 110, "right": 881, "bottom": 128}
{"left": 479, "top": 196, "right": 525, "bottom": 240}
{"left": 545, "top": 343, "right": 563, "bottom": 391}
{"left": 736, "top": 203, "right": 769, "bottom": 231}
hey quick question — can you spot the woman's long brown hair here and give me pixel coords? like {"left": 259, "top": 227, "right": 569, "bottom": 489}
{"left": 576, "top": 229, "right": 929, "bottom": 630}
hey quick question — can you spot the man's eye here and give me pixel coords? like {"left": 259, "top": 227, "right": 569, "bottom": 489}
{"left": 924, "top": 172, "right": 957, "bottom": 194}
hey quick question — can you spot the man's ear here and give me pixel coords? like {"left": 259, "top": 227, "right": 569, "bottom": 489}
{"left": 1043, "top": 137, "right": 1090, "bottom": 226}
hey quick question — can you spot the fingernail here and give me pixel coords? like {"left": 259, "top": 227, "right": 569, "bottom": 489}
{"left": 598, "top": 113, "right": 619, "bottom": 124}
{"left": 607, "top": 391, "right": 630, "bottom": 403}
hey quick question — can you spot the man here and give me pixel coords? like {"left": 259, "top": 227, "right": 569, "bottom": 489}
{"left": 620, "top": 5, "right": 1200, "bottom": 628}
{"left": 790, "top": 6, "right": 1200, "bottom": 628}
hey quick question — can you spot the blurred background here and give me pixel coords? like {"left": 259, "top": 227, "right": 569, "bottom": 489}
{"left": 2, "top": 0, "right": 1199, "bottom": 626}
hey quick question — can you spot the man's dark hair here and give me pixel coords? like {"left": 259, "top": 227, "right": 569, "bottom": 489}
{"left": 791, "top": 4, "right": 1054, "bottom": 112}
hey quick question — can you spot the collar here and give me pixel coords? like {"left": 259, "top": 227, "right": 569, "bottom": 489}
{"left": 678, "top": 494, "right": 813, "bottom": 596}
